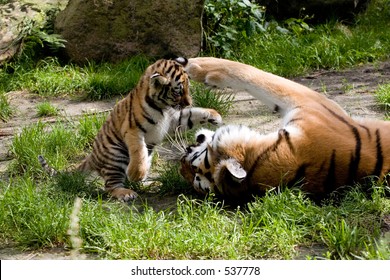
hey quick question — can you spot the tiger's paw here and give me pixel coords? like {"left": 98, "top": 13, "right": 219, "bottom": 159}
{"left": 206, "top": 109, "right": 222, "bottom": 126}
{"left": 110, "top": 187, "right": 138, "bottom": 202}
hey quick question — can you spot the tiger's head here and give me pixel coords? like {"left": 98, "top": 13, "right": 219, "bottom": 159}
{"left": 146, "top": 58, "right": 191, "bottom": 108}
{"left": 180, "top": 125, "right": 254, "bottom": 203}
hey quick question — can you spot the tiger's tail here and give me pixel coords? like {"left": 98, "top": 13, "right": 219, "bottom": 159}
{"left": 38, "top": 155, "right": 57, "bottom": 176}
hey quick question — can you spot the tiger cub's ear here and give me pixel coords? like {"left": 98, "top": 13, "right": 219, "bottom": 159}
{"left": 174, "top": 57, "right": 188, "bottom": 66}
{"left": 150, "top": 73, "right": 169, "bottom": 87}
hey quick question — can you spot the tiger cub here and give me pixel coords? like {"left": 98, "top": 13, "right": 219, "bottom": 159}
{"left": 39, "top": 58, "right": 222, "bottom": 201}
{"left": 180, "top": 57, "right": 390, "bottom": 203}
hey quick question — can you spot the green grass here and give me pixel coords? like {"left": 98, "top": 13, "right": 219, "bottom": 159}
{"left": 0, "top": 56, "right": 150, "bottom": 100}
{"left": 1, "top": 87, "right": 389, "bottom": 260}
{"left": 227, "top": 0, "right": 390, "bottom": 76}
{"left": 0, "top": 91, "right": 12, "bottom": 121}
{"left": 1, "top": 119, "right": 389, "bottom": 259}
{"left": 191, "top": 83, "right": 235, "bottom": 116}
{"left": 36, "top": 101, "right": 59, "bottom": 117}
{"left": 8, "top": 117, "right": 107, "bottom": 177}
{"left": 1, "top": 0, "right": 390, "bottom": 260}
{"left": 375, "top": 83, "right": 390, "bottom": 111}
{"left": 1, "top": 163, "right": 389, "bottom": 259}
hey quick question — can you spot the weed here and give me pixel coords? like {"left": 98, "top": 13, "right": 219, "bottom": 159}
{"left": 0, "top": 56, "right": 150, "bottom": 99}
{"left": 204, "top": 0, "right": 266, "bottom": 57}
{"left": 341, "top": 78, "right": 354, "bottom": 93}
{"left": 36, "top": 101, "right": 59, "bottom": 117}
{"left": 375, "top": 83, "right": 390, "bottom": 110}
{"left": 153, "top": 162, "right": 192, "bottom": 196}
{"left": 0, "top": 91, "right": 13, "bottom": 121}
{"left": 0, "top": 177, "right": 71, "bottom": 248}
{"left": 85, "top": 56, "right": 150, "bottom": 100}
{"left": 227, "top": 0, "right": 390, "bottom": 76}
{"left": 76, "top": 113, "right": 108, "bottom": 147}
{"left": 191, "top": 83, "right": 234, "bottom": 116}
{"left": 9, "top": 121, "right": 85, "bottom": 176}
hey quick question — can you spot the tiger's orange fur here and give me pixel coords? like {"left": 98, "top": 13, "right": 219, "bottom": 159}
{"left": 39, "top": 58, "right": 222, "bottom": 201}
{"left": 180, "top": 57, "right": 390, "bottom": 203}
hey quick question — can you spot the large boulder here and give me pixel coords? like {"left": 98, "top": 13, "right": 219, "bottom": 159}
{"left": 55, "top": 0, "right": 205, "bottom": 63}
{"left": 257, "top": 0, "right": 370, "bottom": 21}
{"left": 0, "top": 0, "right": 67, "bottom": 64}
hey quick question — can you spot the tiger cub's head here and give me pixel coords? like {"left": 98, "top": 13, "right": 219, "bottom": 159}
{"left": 146, "top": 58, "right": 191, "bottom": 108}
{"left": 180, "top": 125, "right": 252, "bottom": 202}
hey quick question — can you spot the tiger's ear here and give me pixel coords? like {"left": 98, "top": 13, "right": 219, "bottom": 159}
{"left": 195, "top": 128, "right": 214, "bottom": 144}
{"left": 174, "top": 57, "right": 188, "bottom": 66}
{"left": 150, "top": 73, "right": 169, "bottom": 87}
{"left": 217, "top": 158, "right": 247, "bottom": 184}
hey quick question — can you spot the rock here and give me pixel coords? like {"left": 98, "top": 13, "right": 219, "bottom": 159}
{"left": 0, "top": 0, "right": 68, "bottom": 64}
{"left": 0, "top": 1, "right": 39, "bottom": 64}
{"left": 256, "top": 0, "right": 370, "bottom": 21}
{"left": 54, "top": 0, "right": 205, "bottom": 63}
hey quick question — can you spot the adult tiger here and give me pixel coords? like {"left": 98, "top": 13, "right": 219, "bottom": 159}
{"left": 180, "top": 57, "right": 390, "bottom": 203}
{"left": 39, "top": 58, "right": 222, "bottom": 201}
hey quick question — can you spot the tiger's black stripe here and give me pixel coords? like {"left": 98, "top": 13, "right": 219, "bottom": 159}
{"left": 246, "top": 129, "right": 285, "bottom": 181}
{"left": 143, "top": 113, "right": 157, "bottom": 125}
{"left": 146, "top": 143, "right": 156, "bottom": 156}
{"left": 134, "top": 117, "right": 147, "bottom": 133}
{"left": 204, "top": 148, "right": 211, "bottom": 169}
{"left": 373, "top": 129, "right": 384, "bottom": 176}
{"left": 360, "top": 124, "right": 371, "bottom": 140}
{"left": 347, "top": 126, "right": 361, "bottom": 184}
{"left": 178, "top": 109, "right": 183, "bottom": 126}
{"left": 158, "top": 87, "right": 171, "bottom": 106}
{"left": 105, "top": 127, "right": 128, "bottom": 156}
{"left": 175, "top": 73, "right": 182, "bottom": 81}
{"left": 94, "top": 133, "right": 129, "bottom": 166}
{"left": 321, "top": 105, "right": 361, "bottom": 185}
{"left": 145, "top": 95, "right": 163, "bottom": 115}
{"left": 204, "top": 171, "right": 214, "bottom": 182}
{"left": 91, "top": 146, "right": 128, "bottom": 171}
{"left": 291, "top": 163, "right": 308, "bottom": 186}
{"left": 139, "top": 101, "right": 157, "bottom": 125}
{"left": 187, "top": 110, "right": 193, "bottom": 129}
{"left": 285, "top": 117, "right": 303, "bottom": 126}
{"left": 190, "top": 148, "right": 207, "bottom": 164}
{"left": 128, "top": 93, "right": 134, "bottom": 127}
{"left": 166, "top": 65, "right": 174, "bottom": 75}
{"left": 280, "top": 129, "right": 295, "bottom": 153}
{"left": 324, "top": 150, "right": 336, "bottom": 192}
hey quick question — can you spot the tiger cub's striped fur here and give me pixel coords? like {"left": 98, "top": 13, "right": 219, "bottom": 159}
{"left": 39, "top": 58, "right": 222, "bottom": 201}
{"left": 180, "top": 57, "right": 390, "bottom": 203}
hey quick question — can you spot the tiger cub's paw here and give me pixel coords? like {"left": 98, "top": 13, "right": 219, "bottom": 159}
{"left": 110, "top": 187, "right": 138, "bottom": 202}
{"left": 205, "top": 109, "right": 223, "bottom": 126}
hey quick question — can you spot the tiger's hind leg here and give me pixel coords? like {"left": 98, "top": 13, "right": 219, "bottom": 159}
{"left": 101, "top": 167, "right": 138, "bottom": 202}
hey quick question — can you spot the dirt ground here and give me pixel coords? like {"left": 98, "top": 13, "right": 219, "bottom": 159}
{"left": 0, "top": 60, "right": 389, "bottom": 259}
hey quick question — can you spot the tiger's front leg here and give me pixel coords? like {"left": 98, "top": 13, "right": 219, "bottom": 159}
{"left": 169, "top": 107, "right": 222, "bottom": 133}
{"left": 123, "top": 132, "right": 149, "bottom": 182}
